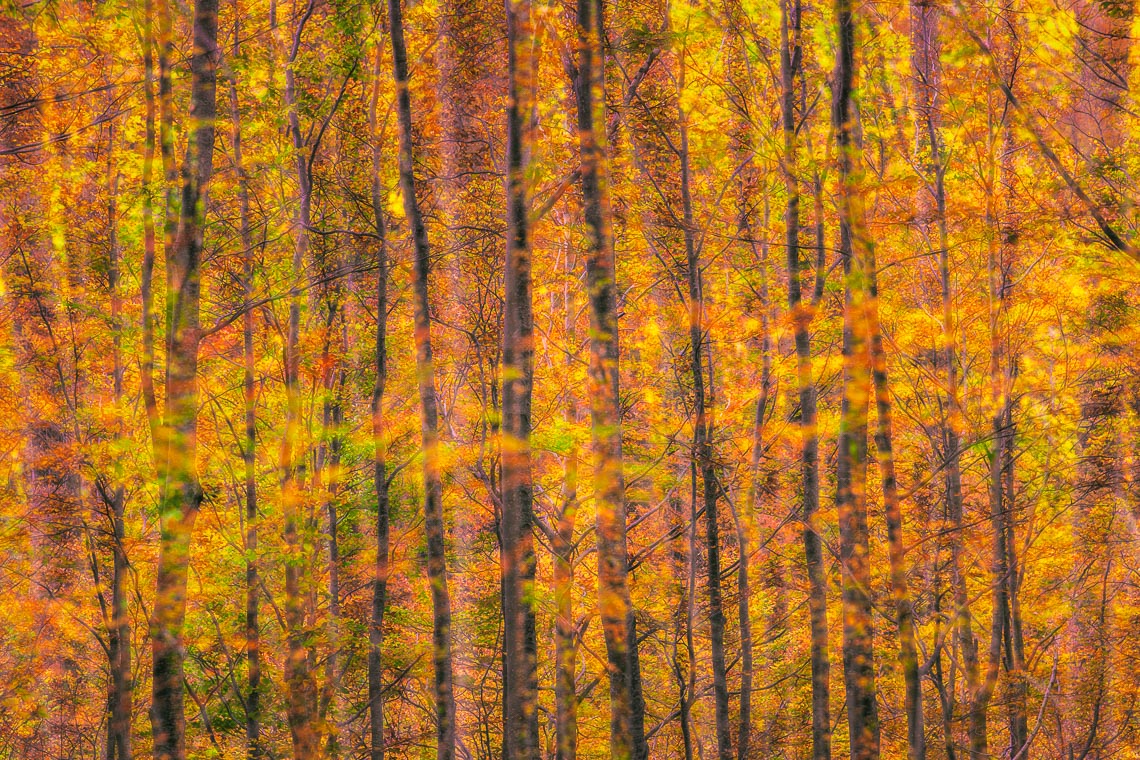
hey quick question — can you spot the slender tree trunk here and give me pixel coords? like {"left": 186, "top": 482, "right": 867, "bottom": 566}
{"left": 104, "top": 125, "right": 131, "bottom": 760}
{"left": 993, "top": 13, "right": 1028, "bottom": 748}
{"left": 897, "top": 3, "right": 957, "bottom": 756}
{"left": 280, "top": 6, "right": 320, "bottom": 755}
{"left": 677, "top": 75, "right": 732, "bottom": 760}
{"left": 571, "top": 0, "right": 648, "bottom": 755}
{"left": 149, "top": 0, "right": 219, "bottom": 755}
{"left": 107, "top": 480, "right": 130, "bottom": 760}
{"left": 501, "top": 0, "right": 540, "bottom": 756}
{"left": 832, "top": 0, "right": 880, "bottom": 754}
{"left": 140, "top": 0, "right": 160, "bottom": 437}
{"left": 739, "top": 188, "right": 773, "bottom": 760}
{"left": 387, "top": 2, "right": 458, "bottom": 756}
{"left": 780, "top": 0, "right": 831, "bottom": 756}
{"left": 680, "top": 467, "right": 699, "bottom": 760}
{"left": 318, "top": 323, "right": 345, "bottom": 759}
{"left": 551, "top": 238, "right": 583, "bottom": 760}
{"left": 226, "top": 15, "right": 261, "bottom": 758}
{"left": 314, "top": 295, "right": 347, "bottom": 752}
{"left": 733, "top": 176, "right": 768, "bottom": 760}
{"left": 553, "top": 243, "right": 579, "bottom": 760}
{"left": 938, "top": 19, "right": 990, "bottom": 754}
{"left": 554, "top": 443, "right": 579, "bottom": 760}
{"left": 869, "top": 213, "right": 922, "bottom": 760}
{"left": 367, "top": 29, "right": 392, "bottom": 760}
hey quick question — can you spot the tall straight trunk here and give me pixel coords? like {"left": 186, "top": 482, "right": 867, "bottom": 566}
{"left": 914, "top": 1, "right": 988, "bottom": 749}
{"left": 554, "top": 446, "right": 579, "bottom": 760}
{"left": 367, "top": 30, "right": 392, "bottom": 760}
{"left": 899, "top": 3, "right": 957, "bottom": 757}
{"left": 571, "top": 0, "right": 648, "bottom": 756}
{"left": 832, "top": 0, "right": 880, "bottom": 754}
{"left": 780, "top": 0, "right": 831, "bottom": 756}
{"left": 107, "top": 489, "right": 130, "bottom": 760}
{"left": 1002, "top": 413, "right": 1028, "bottom": 759}
{"left": 732, "top": 166, "right": 768, "bottom": 760}
{"left": 501, "top": 0, "right": 540, "bottom": 757}
{"left": 869, "top": 222, "right": 921, "bottom": 760}
{"left": 280, "top": 5, "right": 320, "bottom": 755}
{"left": 387, "top": 2, "right": 458, "bottom": 757}
{"left": 553, "top": 240, "right": 579, "bottom": 760}
{"left": 678, "top": 467, "right": 699, "bottom": 760}
{"left": 140, "top": 0, "right": 160, "bottom": 437}
{"left": 226, "top": 14, "right": 261, "bottom": 758}
{"left": 973, "top": 24, "right": 1012, "bottom": 760}
{"left": 677, "top": 80, "right": 732, "bottom": 760}
{"left": 148, "top": 0, "right": 218, "bottom": 755}
{"left": 105, "top": 123, "right": 131, "bottom": 760}
{"left": 992, "top": 12, "right": 1028, "bottom": 748}
{"left": 318, "top": 321, "right": 345, "bottom": 759}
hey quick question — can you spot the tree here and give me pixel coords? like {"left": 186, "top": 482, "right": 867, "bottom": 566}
{"left": 780, "top": 0, "right": 831, "bottom": 755}
{"left": 147, "top": 0, "right": 219, "bottom": 757}
{"left": 499, "top": 0, "right": 540, "bottom": 756}
{"left": 387, "top": 0, "right": 458, "bottom": 756}
{"left": 832, "top": 0, "right": 880, "bottom": 753}
{"left": 571, "top": 0, "right": 648, "bottom": 756}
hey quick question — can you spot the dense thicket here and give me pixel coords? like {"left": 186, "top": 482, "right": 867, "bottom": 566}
{"left": 1, "top": 0, "right": 1139, "bottom": 757}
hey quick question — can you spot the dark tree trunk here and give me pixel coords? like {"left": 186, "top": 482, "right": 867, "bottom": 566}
{"left": 732, "top": 163, "right": 767, "bottom": 760}
{"left": 148, "top": 0, "right": 218, "bottom": 755}
{"left": 869, "top": 221, "right": 921, "bottom": 760}
{"left": 553, "top": 243, "right": 580, "bottom": 760}
{"left": 832, "top": 0, "right": 880, "bottom": 754}
{"left": 226, "top": 14, "right": 261, "bottom": 757}
{"left": 280, "top": 6, "right": 320, "bottom": 755}
{"left": 780, "top": 0, "right": 831, "bottom": 756}
{"left": 367, "top": 29, "right": 392, "bottom": 760}
{"left": 677, "top": 78, "right": 732, "bottom": 760}
{"left": 107, "top": 483, "right": 130, "bottom": 760}
{"left": 387, "top": 2, "right": 458, "bottom": 757}
{"left": 318, "top": 318, "right": 346, "bottom": 759}
{"left": 104, "top": 125, "right": 131, "bottom": 760}
{"left": 993, "top": 14, "right": 1028, "bottom": 748}
{"left": 571, "top": 0, "right": 648, "bottom": 755}
{"left": 500, "top": 0, "right": 540, "bottom": 756}
{"left": 553, "top": 445, "right": 579, "bottom": 760}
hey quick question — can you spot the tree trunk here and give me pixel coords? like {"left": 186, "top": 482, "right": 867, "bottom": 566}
{"left": 677, "top": 72, "right": 732, "bottom": 760}
{"left": 501, "top": 0, "right": 540, "bottom": 756}
{"left": 993, "top": 12, "right": 1028, "bottom": 749}
{"left": 148, "top": 0, "right": 218, "bottom": 755}
{"left": 733, "top": 171, "right": 768, "bottom": 760}
{"left": 553, "top": 243, "right": 579, "bottom": 760}
{"left": 387, "top": 2, "right": 458, "bottom": 757}
{"left": 104, "top": 124, "right": 131, "bottom": 760}
{"left": 571, "top": 0, "right": 648, "bottom": 755}
{"left": 832, "top": 0, "right": 880, "bottom": 753}
{"left": 318, "top": 315, "right": 346, "bottom": 759}
{"left": 226, "top": 14, "right": 261, "bottom": 757}
{"left": 780, "top": 0, "right": 831, "bottom": 756}
{"left": 280, "top": 6, "right": 320, "bottom": 755}
{"left": 869, "top": 212, "right": 921, "bottom": 760}
{"left": 367, "top": 28, "right": 392, "bottom": 760}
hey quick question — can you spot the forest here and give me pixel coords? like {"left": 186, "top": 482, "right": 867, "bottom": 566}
{"left": 0, "top": 0, "right": 1138, "bottom": 754}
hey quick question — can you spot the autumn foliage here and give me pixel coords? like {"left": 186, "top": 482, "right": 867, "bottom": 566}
{"left": 0, "top": 0, "right": 1139, "bottom": 757}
